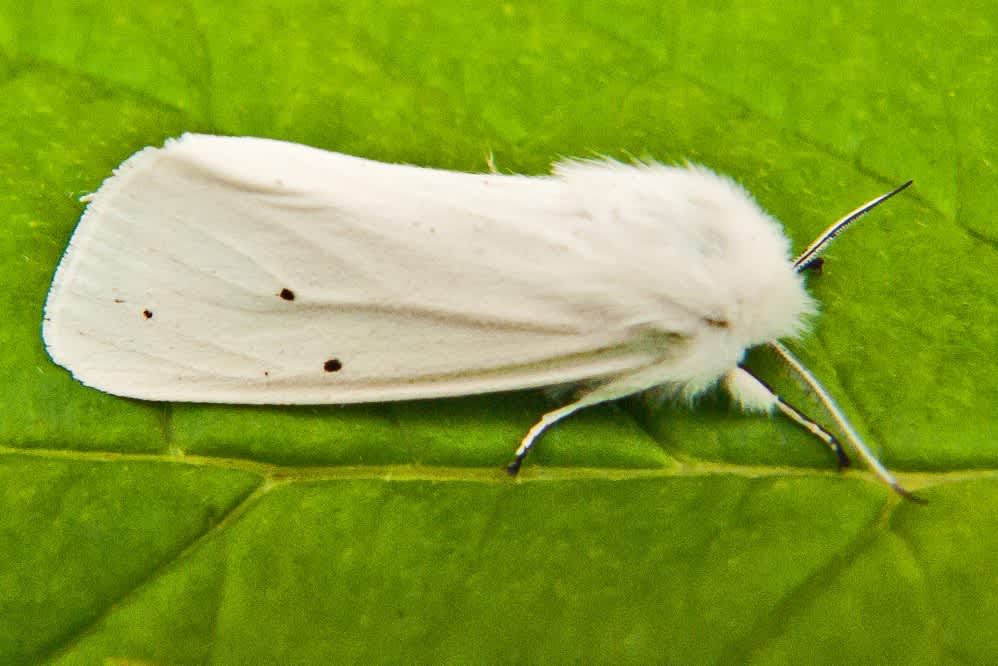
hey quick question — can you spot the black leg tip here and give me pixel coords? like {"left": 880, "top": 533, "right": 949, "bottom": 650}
{"left": 506, "top": 459, "right": 523, "bottom": 476}
{"left": 835, "top": 448, "right": 852, "bottom": 470}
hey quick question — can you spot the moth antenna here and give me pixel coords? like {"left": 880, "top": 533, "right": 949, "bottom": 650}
{"left": 769, "top": 341, "right": 923, "bottom": 502}
{"left": 793, "top": 180, "right": 912, "bottom": 271}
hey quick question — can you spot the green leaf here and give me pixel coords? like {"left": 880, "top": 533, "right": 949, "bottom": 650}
{"left": 2, "top": 2, "right": 997, "bottom": 662}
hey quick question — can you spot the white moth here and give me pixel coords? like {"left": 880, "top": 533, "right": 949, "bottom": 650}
{"left": 43, "top": 134, "right": 915, "bottom": 497}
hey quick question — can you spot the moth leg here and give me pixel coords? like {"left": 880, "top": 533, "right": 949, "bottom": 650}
{"left": 723, "top": 366, "right": 851, "bottom": 469}
{"left": 506, "top": 402, "right": 590, "bottom": 475}
{"left": 507, "top": 368, "right": 661, "bottom": 475}
{"left": 767, "top": 342, "right": 921, "bottom": 501}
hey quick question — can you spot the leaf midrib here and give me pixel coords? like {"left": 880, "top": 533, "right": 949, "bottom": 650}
{"left": 3, "top": 445, "right": 994, "bottom": 493}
